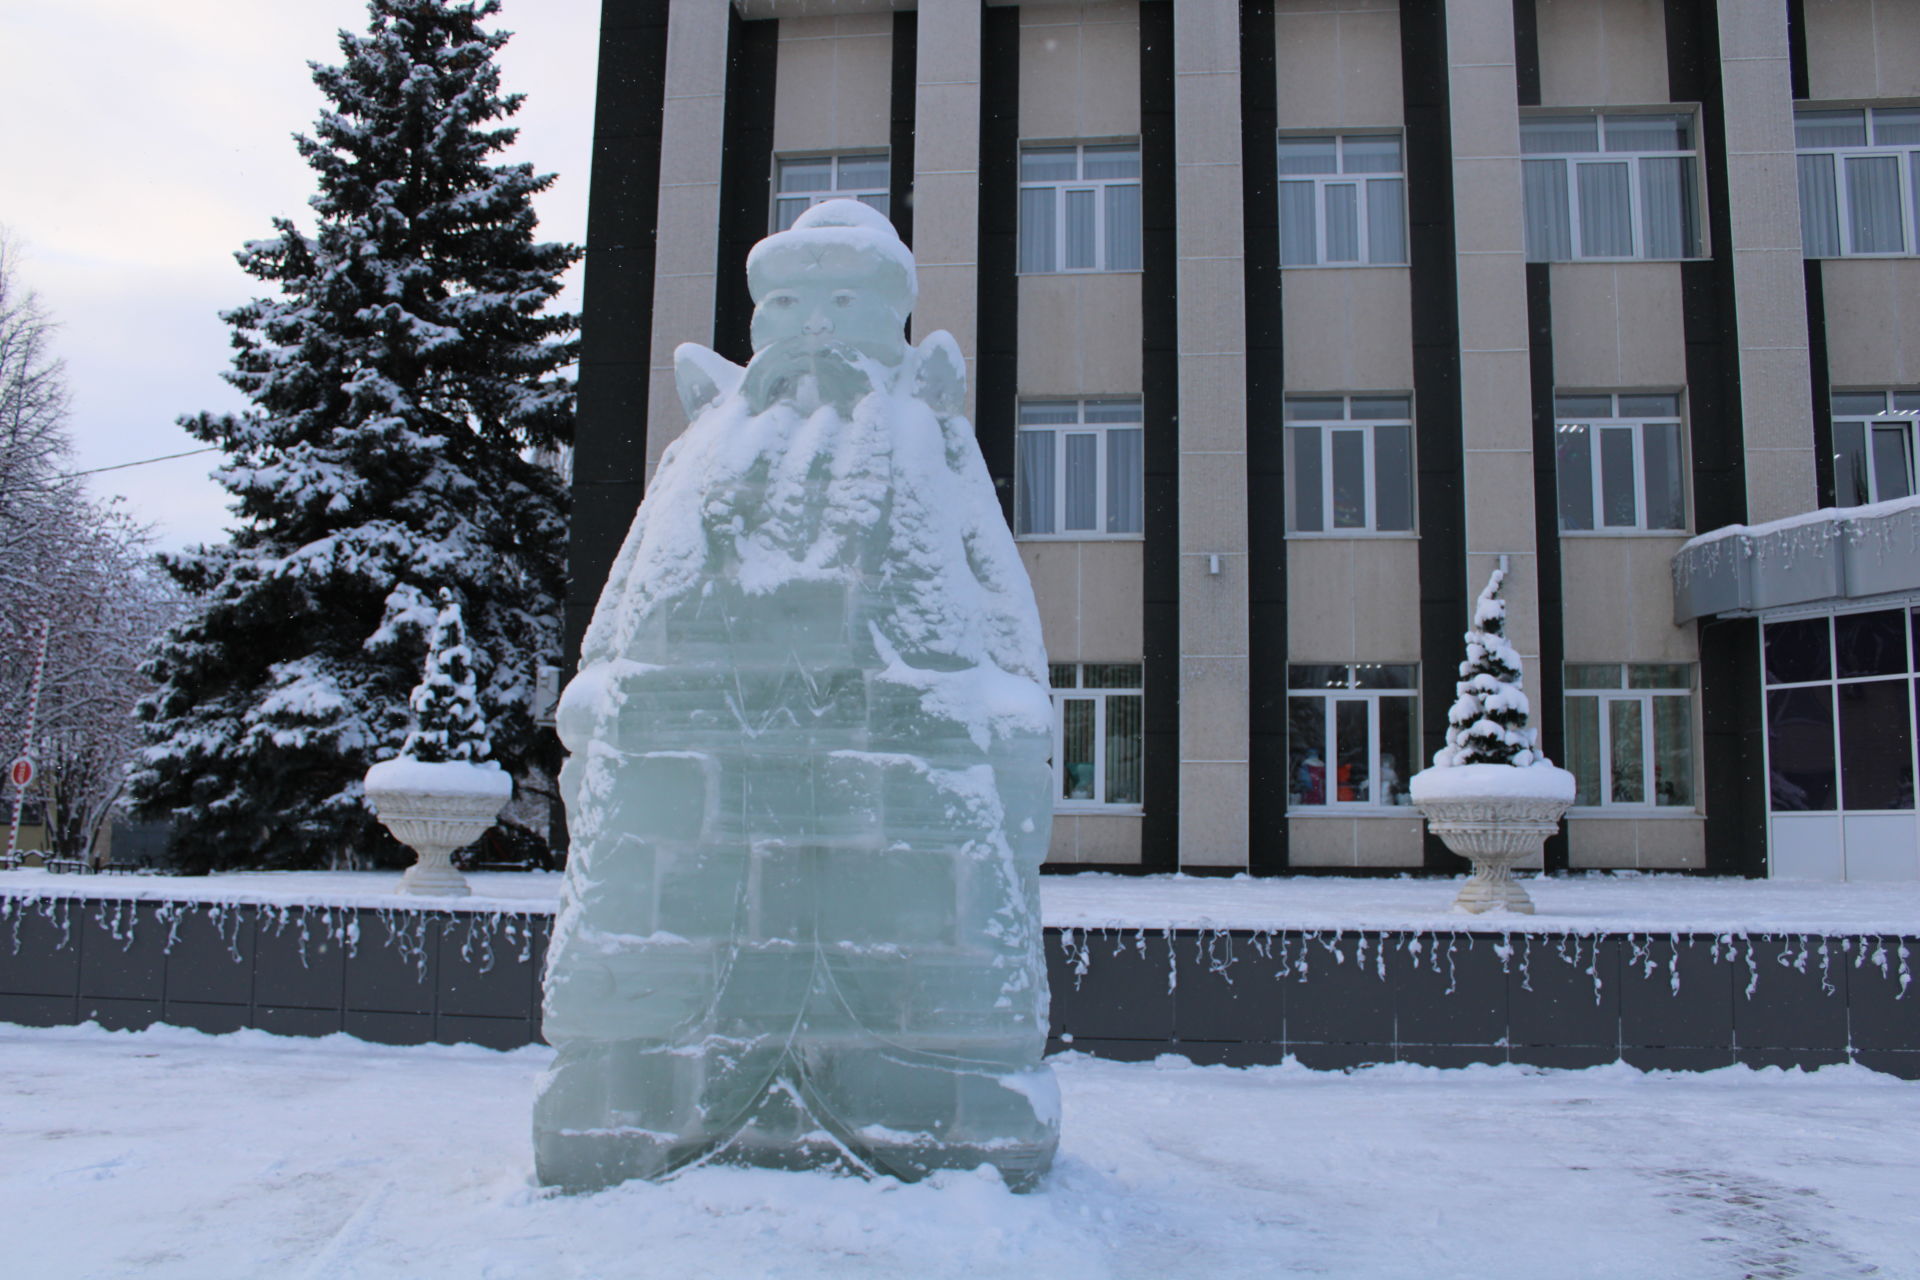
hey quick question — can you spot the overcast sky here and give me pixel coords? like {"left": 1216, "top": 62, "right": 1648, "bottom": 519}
{"left": 0, "top": 0, "right": 600, "bottom": 549}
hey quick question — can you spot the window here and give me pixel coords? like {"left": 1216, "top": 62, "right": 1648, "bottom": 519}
{"left": 1522, "top": 114, "right": 1702, "bottom": 261}
{"left": 1018, "top": 143, "right": 1142, "bottom": 273}
{"left": 1284, "top": 395, "right": 1415, "bottom": 534}
{"left": 1762, "top": 610, "right": 1917, "bottom": 813}
{"left": 1050, "top": 664, "right": 1144, "bottom": 809}
{"left": 1565, "top": 664, "right": 1695, "bottom": 808}
{"left": 1277, "top": 134, "right": 1407, "bottom": 266}
{"left": 1015, "top": 400, "right": 1144, "bottom": 538}
{"left": 1554, "top": 393, "right": 1687, "bottom": 532}
{"left": 773, "top": 154, "right": 890, "bottom": 231}
{"left": 1796, "top": 107, "right": 1920, "bottom": 258}
{"left": 1832, "top": 390, "right": 1920, "bottom": 506}
{"left": 1287, "top": 664, "right": 1418, "bottom": 809}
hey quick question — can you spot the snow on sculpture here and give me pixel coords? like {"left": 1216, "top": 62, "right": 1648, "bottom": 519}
{"left": 534, "top": 201, "right": 1060, "bottom": 1191}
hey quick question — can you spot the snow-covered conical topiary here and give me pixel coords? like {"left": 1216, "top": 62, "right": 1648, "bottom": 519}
{"left": 1433, "top": 566, "right": 1539, "bottom": 768}
{"left": 402, "top": 590, "right": 489, "bottom": 764}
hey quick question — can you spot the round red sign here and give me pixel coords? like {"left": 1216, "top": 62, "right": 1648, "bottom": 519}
{"left": 8, "top": 757, "right": 32, "bottom": 789}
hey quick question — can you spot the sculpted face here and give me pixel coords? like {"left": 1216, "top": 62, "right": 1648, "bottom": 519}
{"left": 750, "top": 271, "right": 907, "bottom": 368}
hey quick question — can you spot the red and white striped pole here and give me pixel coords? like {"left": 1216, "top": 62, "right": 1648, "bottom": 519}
{"left": 6, "top": 615, "right": 52, "bottom": 865}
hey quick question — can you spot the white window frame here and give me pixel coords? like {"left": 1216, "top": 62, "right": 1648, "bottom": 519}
{"left": 771, "top": 153, "right": 890, "bottom": 231}
{"left": 1795, "top": 107, "right": 1920, "bottom": 259}
{"left": 1564, "top": 664, "right": 1696, "bottom": 812}
{"left": 1521, "top": 112, "right": 1704, "bottom": 262}
{"left": 1554, "top": 393, "right": 1689, "bottom": 534}
{"left": 1015, "top": 399, "right": 1145, "bottom": 540}
{"left": 1276, "top": 133, "right": 1408, "bottom": 267}
{"left": 1283, "top": 395, "right": 1417, "bottom": 536}
{"left": 1286, "top": 664, "right": 1419, "bottom": 812}
{"left": 1831, "top": 390, "right": 1920, "bottom": 506}
{"left": 1017, "top": 142, "right": 1142, "bottom": 275}
{"left": 1050, "top": 664, "right": 1144, "bottom": 813}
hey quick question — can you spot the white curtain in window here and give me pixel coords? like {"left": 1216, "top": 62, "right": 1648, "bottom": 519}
{"left": 1279, "top": 181, "right": 1317, "bottom": 265}
{"left": 1798, "top": 154, "right": 1842, "bottom": 257}
{"left": 1016, "top": 430, "right": 1055, "bottom": 534}
{"left": 1846, "top": 155, "right": 1904, "bottom": 253}
{"left": 1064, "top": 433, "right": 1098, "bottom": 530}
{"left": 1523, "top": 159, "right": 1572, "bottom": 261}
{"left": 1105, "top": 428, "right": 1143, "bottom": 534}
{"left": 1367, "top": 178, "right": 1406, "bottom": 264}
{"left": 1018, "top": 187, "right": 1056, "bottom": 273}
{"left": 1324, "top": 184, "right": 1360, "bottom": 261}
{"left": 1577, "top": 162, "right": 1633, "bottom": 257}
{"left": 1639, "top": 157, "right": 1694, "bottom": 259}
{"left": 1105, "top": 185, "right": 1141, "bottom": 270}
{"left": 1064, "top": 190, "right": 1096, "bottom": 270}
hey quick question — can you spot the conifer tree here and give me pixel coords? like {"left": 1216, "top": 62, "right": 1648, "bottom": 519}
{"left": 1434, "top": 567, "right": 1541, "bottom": 768}
{"left": 132, "top": 0, "right": 576, "bottom": 871}
{"left": 403, "top": 589, "right": 490, "bottom": 764}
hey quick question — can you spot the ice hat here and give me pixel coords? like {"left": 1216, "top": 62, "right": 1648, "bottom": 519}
{"left": 746, "top": 198, "right": 917, "bottom": 313}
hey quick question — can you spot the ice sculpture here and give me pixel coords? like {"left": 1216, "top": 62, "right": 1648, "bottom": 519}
{"left": 535, "top": 200, "right": 1059, "bottom": 1192}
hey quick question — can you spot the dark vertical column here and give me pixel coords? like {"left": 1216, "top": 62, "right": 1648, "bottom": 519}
{"left": 1140, "top": 0, "right": 1180, "bottom": 873}
{"left": 713, "top": 14, "right": 778, "bottom": 367}
{"left": 1788, "top": 8, "right": 1830, "bottom": 506}
{"left": 1805, "top": 263, "right": 1834, "bottom": 506}
{"left": 890, "top": 12, "right": 918, "bottom": 249}
{"left": 1526, "top": 264, "right": 1569, "bottom": 871}
{"left": 1700, "top": 617, "right": 1768, "bottom": 876}
{"left": 1241, "top": 0, "right": 1287, "bottom": 875}
{"left": 1786, "top": 0, "right": 1811, "bottom": 100}
{"left": 1668, "top": 0, "right": 1746, "bottom": 535}
{"left": 1512, "top": 0, "right": 1541, "bottom": 107}
{"left": 1669, "top": 0, "right": 1762, "bottom": 877}
{"left": 1400, "top": 0, "right": 1469, "bottom": 871}
{"left": 977, "top": 6, "right": 1020, "bottom": 523}
{"left": 567, "top": 0, "right": 671, "bottom": 669}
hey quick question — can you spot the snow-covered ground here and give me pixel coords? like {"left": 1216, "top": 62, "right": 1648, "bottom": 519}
{"left": 4, "top": 1023, "right": 1916, "bottom": 1279}
{"left": 5, "top": 867, "right": 1919, "bottom": 935}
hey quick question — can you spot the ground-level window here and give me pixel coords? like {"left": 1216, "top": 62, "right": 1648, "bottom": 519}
{"left": 1287, "top": 664, "right": 1417, "bottom": 809}
{"left": 1764, "top": 609, "right": 1918, "bottom": 813}
{"left": 1555, "top": 393, "right": 1687, "bottom": 532}
{"left": 773, "top": 154, "right": 890, "bottom": 230}
{"left": 1564, "top": 664, "right": 1694, "bottom": 808}
{"left": 1832, "top": 390, "right": 1920, "bottom": 506}
{"left": 1016, "top": 400, "right": 1144, "bottom": 538}
{"left": 1284, "top": 394, "right": 1415, "bottom": 533}
{"left": 1050, "top": 663, "right": 1144, "bottom": 809}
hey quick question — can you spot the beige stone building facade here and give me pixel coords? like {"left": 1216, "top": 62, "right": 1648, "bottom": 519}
{"left": 569, "top": 0, "right": 1920, "bottom": 880}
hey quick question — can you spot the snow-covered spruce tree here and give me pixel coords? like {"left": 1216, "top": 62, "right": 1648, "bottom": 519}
{"left": 132, "top": 0, "right": 576, "bottom": 872}
{"left": 1432, "top": 567, "right": 1540, "bottom": 768}
{"left": 402, "top": 589, "right": 489, "bottom": 763}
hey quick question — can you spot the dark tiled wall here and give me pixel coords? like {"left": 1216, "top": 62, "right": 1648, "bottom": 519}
{"left": 1044, "top": 928, "right": 1919, "bottom": 1077}
{"left": 0, "top": 899, "right": 545, "bottom": 1051}
{"left": 5, "top": 902, "right": 1912, "bottom": 1078}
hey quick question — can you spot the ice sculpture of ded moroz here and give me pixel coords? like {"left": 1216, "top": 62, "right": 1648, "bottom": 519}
{"left": 535, "top": 200, "right": 1060, "bottom": 1192}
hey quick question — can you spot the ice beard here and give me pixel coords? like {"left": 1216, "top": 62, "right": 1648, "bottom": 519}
{"left": 535, "top": 200, "right": 1060, "bottom": 1193}
{"left": 739, "top": 332, "right": 899, "bottom": 417}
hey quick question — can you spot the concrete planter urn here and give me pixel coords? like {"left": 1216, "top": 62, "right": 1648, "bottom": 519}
{"left": 364, "top": 758, "right": 512, "bottom": 898}
{"left": 1410, "top": 763, "right": 1575, "bottom": 914}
